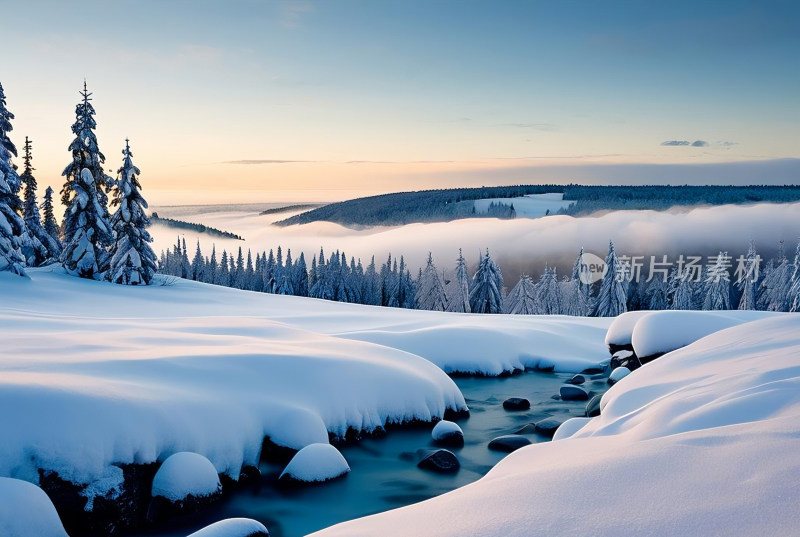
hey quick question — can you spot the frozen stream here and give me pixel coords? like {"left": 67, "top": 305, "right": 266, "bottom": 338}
{"left": 133, "top": 370, "right": 607, "bottom": 537}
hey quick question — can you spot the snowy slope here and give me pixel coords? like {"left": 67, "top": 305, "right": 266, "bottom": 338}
{"left": 310, "top": 315, "right": 800, "bottom": 537}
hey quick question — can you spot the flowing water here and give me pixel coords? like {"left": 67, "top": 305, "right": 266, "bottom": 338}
{"left": 134, "top": 370, "right": 607, "bottom": 537}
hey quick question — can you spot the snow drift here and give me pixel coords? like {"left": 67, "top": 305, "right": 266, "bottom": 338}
{"left": 310, "top": 315, "right": 800, "bottom": 537}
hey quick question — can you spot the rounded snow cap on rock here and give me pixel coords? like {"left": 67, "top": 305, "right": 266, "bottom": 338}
{"left": 279, "top": 443, "right": 350, "bottom": 484}
{"left": 152, "top": 452, "right": 222, "bottom": 502}
{"left": 432, "top": 420, "right": 464, "bottom": 442}
{"left": 0, "top": 477, "right": 69, "bottom": 537}
{"left": 609, "top": 366, "right": 631, "bottom": 385}
{"left": 187, "top": 517, "right": 269, "bottom": 537}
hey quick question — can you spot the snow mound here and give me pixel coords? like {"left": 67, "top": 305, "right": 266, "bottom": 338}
{"left": 0, "top": 269, "right": 466, "bottom": 488}
{"left": 604, "top": 311, "right": 652, "bottom": 348}
{"left": 551, "top": 417, "right": 592, "bottom": 441}
{"left": 431, "top": 420, "right": 463, "bottom": 441}
{"left": 0, "top": 477, "right": 69, "bottom": 537}
{"left": 629, "top": 310, "right": 780, "bottom": 358}
{"left": 152, "top": 452, "right": 221, "bottom": 502}
{"left": 279, "top": 444, "right": 350, "bottom": 483}
{"left": 187, "top": 518, "right": 269, "bottom": 537}
{"left": 310, "top": 315, "right": 800, "bottom": 537}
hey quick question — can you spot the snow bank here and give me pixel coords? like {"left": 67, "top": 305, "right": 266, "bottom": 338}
{"left": 604, "top": 310, "right": 652, "bottom": 348}
{"left": 187, "top": 518, "right": 269, "bottom": 537}
{"left": 309, "top": 315, "right": 800, "bottom": 537}
{"left": 152, "top": 452, "right": 221, "bottom": 501}
{"left": 551, "top": 417, "right": 591, "bottom": 441}
{"left": 0, "top": 269, "right": 466, "bottom": 488}
{"left": 279, "top": 444, "right": 350, "bottom": 483}
{"left": 629, "top": 309, "right": 779, "bottom": 358}
{"left": 0, "top": 477, "right": 69, "bottom": 537}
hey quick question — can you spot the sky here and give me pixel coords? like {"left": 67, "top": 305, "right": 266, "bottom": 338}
{"left": 2, "top": 0, "right": 799, "bottom": 204}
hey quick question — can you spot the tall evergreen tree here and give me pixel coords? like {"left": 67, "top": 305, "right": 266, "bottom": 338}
{"left": 294, "top": 251, "right": 309, "bottom": 297}
{"left": 191, "top": 240, "right": 205, "bottom": 281}
{"left": 107, "top": 139, "right": 157, "bottom": 285}
{"left": 505, "top": 274, "right": 537, "bottom": 314}
{"left": 0, "top": 82, "right": 26, "bottom": 276}
{"left": 592, "top": 241, "right": 628, "bottom": 317}
{"left": 561, "top": 276, "right": 589, "bottom": 316}
{"left": 60, "top": 82, "right": 113, "bottom": 278}
{"left": 703, "top": 252, "right": 731, "bottom": 310}
{"left": 18, "top": 137, "right": 50, "bottom": 266}
{"left": 736, "top": 241, "right": 759, "bottom": 310}
{"left": 536, "top": 266, "right": 563, "bottom": 314}
{"left": 415, "top": 252, "right": 447, "bottom": 311}
{"left": 446, "top": 249, "right": 471, "bottom": 313}
{"left": 41, "top": 186, "right": 61, "bottom": 251}
{"left": 469, "top": 249, "right": 504, "bottom": 313}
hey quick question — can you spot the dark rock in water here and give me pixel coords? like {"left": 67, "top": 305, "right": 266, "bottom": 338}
{"left": 432, "top": 420, "right": 464, "bottom": 447}
{"left": 514, "top": 423, "right": 538, "bottom": 435}
{"left": 534, "top": 418, "right": 563, "bottom": 438}
{"left": 443, "top": 407, "right": 471, "bottom": 421}
{"left": 560, "top": 385, "right": 590, "bottom": 401}
{"left": 610, "top": 350, "right": 642, "bottom": 372}
{"left": 503, "top": 397, "right": 531, "bottom": 410}
{"left": 585, "top": 394, "right": 602, "bottom": 417}
{"left": 567, "top": 374, "right": 586, "bottom": 385}
{"left": 608, "top": 343, "right": 634, "bottom": 355}
{"left": 147, "top": 491, "right": 221, "bottom": 524}
{"left": 535, "top": 360, "right": 556, "bottom": 372}
{"left": 488, "top": 435, "right": 532, "bottom": 453}
{"left": 416, "top": 449, "right": 460, "bottom": 473}
{"left": 580, "top": 367, "right": 604, "bottom": 375}
{"left": 551, "top": 394, "right": 561, "bottom": 401}
{"left": 39, "top": 463, "right": 158, "bottom": 536}
{"left": 220, "top": 465, "right": 261, "bottom": 492}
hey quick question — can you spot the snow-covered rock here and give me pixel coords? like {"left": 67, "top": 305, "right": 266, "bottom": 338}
{"left": 0, "top": 477, "right": 69, "bottom": 537}
{"left": 310, "top": 315, "right": 800, "bottom": 537}
{"left": 487, "top": 435, "right": 531, "bottom": 453}
{"left": 533, "top": 417, "right": 563, "bottom": 438}
{"left": 585, "top": 394, "right": 602, "bottom": 417}
{"left": 431, "top": 420, "right": 464, "bottom": 447}
{"left": 608, "top": 366, "right": 631, "bottom": 385}
{"left": 187, "top": 518, "right": 269, "bottom": 537}
{"left": 604, "top": 311, "right": 651, "bottom": 351}
{"left": 559, "top": 384, "right": 589, "bottom": 401}
{"left": 552, "top": 417, "right": 592, "bottom": 441}
{"left": 629, "top": 310, "right": 779, "bottom": 360}
{"left": 152, "top": 452, "right": 222, "bottom": 502}
{"left": 416, "top": 449, "right": 460, "bottom": 473}
{"left": 279, "top": 444, "right": 350, "bottom": 484}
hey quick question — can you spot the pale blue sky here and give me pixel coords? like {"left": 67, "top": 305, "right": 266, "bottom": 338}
{"left": 1, "top": 1, "right": 798, "bottom": 202}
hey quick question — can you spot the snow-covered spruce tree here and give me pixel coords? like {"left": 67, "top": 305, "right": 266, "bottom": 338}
{"left": 0, "top": 82, "right": 26, "bottom": 276}
{"left": 446, "top": 248, "right": 471, "bottom": 313}
{"left": 536, "top": 266, "right": 563, "bottom": 315}
{"left": 736, "top": 241, "right": 758, "bottom": 310}
{"left": 505, "top": 274, "right": 537, "bottom": 314}
{"left": 107, "top": 139, "right": 157, "bottom": 285}
{"left": 207, "top": 245, "right": 217, "bottom": 284}
{"left": 18, "top": 137, "right": 50, "bottom": 266}
{"left": 702, "top": 252, "right": 731, "bottom": 310}
{"left": 415, "top": 252, "right": 447, "bottom": 311}
{"left": 592, "top": 241, "right": 628, "bottom": 317}
{"left": 191, "top": 240, "right": 205, "bottom": 281}
{"left": 758, "top": 241, "right": 793, "bottom": 311}
{"left": 788, "top": 241, "right": 800, "bottom": 312}
{"left": 469, "top": 249, "right": 504, "bottom": 313}
{"left": 361, "top": 255, "right": 380, "bottom": 305}
{"left": 645, "top": 276, "right": 670, "bottom": 310}
{"left": 294, "top": 251, "right": 309, "bottom": 297}
{"left": 40, "top": 186, "right": 62, "bottom": 258}
{"left": 571, "top": 247, "right": 591, "bottom": 301}
{"left": 60, "top": 82, "right": 113, "bottom": 278}
{"left": 561, "top": 276, "right": 589, "bottom": 316}
{"left": 670, "top": 267, "right": 696, "bottom": 310}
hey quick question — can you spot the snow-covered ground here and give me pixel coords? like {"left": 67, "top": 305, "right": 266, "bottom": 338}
{"left": 0, "top": 267, "right": 611, "bottom": 493}
{"left": 311, "top": 314, "right": 800, "bottom": 537}
{"left": 473, "top": 193, "right": 573, "bottom": 217}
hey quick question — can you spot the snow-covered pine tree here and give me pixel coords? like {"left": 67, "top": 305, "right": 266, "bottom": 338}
{"left": 669, "top": 267, "right": 695, "bottom": 310}
{"left": 180, "top": 238, "right": 191, "bottom": 278}
{"left": 18, "top": 137, "right": 50, "bottom": 266}
{"left": 0, "top": 82, "right": 26, "bottom": 276}
{"left": 107, "top": 139, "right": 157, "bottom": 285}
{"left": 571, "top": 247, "right": 591, "bottom": 300}
{"left": 191, "top": 240, "right": 205, "bottom": 281}
{"left": 592, "top": 241, "right": 628, "bottom": 317}
{"left": 445, "top": 248, "right": 471, "bottom": 313}
{"left": 41, "top": 186, "right": 62, "bottom": 254}
{"left": 60, "top": 82, "right": 113, "bottom": 278}
{"left": 505, "top": 274, "right": 537, "bottom": 314}
{"left": 561, "top": 276, "right": 589, "bottom": 316}
{"left": 469, "top": 249, "right": 504, "bottom": 313}
{"left": 294, "top": 251, "right": 309, "bottom": 297}
{"left": 207, "top": 245, "right": 217, "bottom": 284}
{"left": 645, "top": 275, "right": 670, "bottom": 310}
{"left": 758, "top": 241, "right": 793, "bottom": 311}
{"left": 736, "top": 241, "right": 758, "bottom": 310}
{"left": 217, "top": 249, "right": 230, "bottom": 285}
{"left": 788, "top": 241, "right": 800, "bottom": 312}
{"left": 536, "top": 266, "right": 563, "bottom": 314}
{"left": 702, "top": 252, "right": 731, "bottom": 310}
{"left": 362, "top": 255, "right": 380, "bottom": 305}
{"left": 415, "top": 252, "right": 447, "bottom": 311}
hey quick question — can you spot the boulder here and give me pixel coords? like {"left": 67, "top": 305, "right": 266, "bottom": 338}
{"left": 608, "top": 366, "right": 631, "bottom": 385}
{"left": 559, "top": 385, "right": 590, "bottom": 401}
{"left": 431, "top": 420, "right": 464, "bottom": 447}
{"left": 0, "top": 477, "right": 69, "bottom": 537}
{"left": 279, "top": 443, "right": 350, "bottom": 486}
{"left": 148, "top": 452, "right": 222, "bottom": 523}
{"left": 585, "top": 393, "right": 603, "bottom": 417}
{"left": 566, "top": 374, "right": 586, "bottom": 385}
{"left": 488, "top": 435, "right": 532, "bottom": 453}
{"left": 417, "top": 449, "right": 460, "bottom": 473}
{"left": 187, "top": 518, "right": 270, "bottom": 537}
{"left": 534, "top": 418, "right": 563, "bottom": 438}
{"left": 503, "top": 397, "right": 531, "bottom": 410}
{"left": 610, "top": 350, "right": 641, "bottom": 372}
{"left": 513, "top": 423, "right": 538, "bottom": 435}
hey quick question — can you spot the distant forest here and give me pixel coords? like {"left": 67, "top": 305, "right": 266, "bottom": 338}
{"left": 275, "top": 185, "right": 800, "bottom": 227}
{"left": 150, "top": 213, "right": 244, "bottom": 240}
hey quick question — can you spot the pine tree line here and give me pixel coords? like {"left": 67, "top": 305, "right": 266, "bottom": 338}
{"left": 159, "top": 238, "right": 800, "bottom": 315}
{"left": 0, "top": 81, "right": 157, "bottom": 285}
